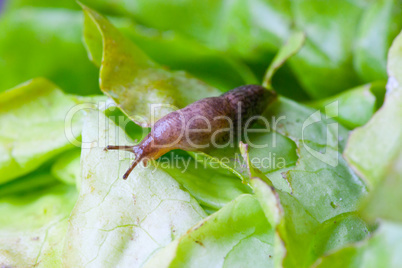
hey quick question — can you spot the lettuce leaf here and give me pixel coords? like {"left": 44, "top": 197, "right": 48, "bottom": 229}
{"left": 181, "top": 96, "right": 368, "bottom": 267}
{"left": 239, "top": 142, "right": 286, "bottom": 267}
{"left": 360, "top": 151, "right": 402, "bottom": 223}
{"left": 74, "top": 9, "right": 369, "bottom": 266}
{"left": 0, "top": 78, "right": 83, "bottom": 184}
{"left": 116, "top": 19, "right": 258, "bottom": 91}
{"left": 159, "top": 151, "right": 251, "bottom": 211}
{"left": 81, "top": 5, "right": 221, "bottom": 127}
{"left": 262, "top": 31, "right": 306, "bottom": 88}
{"left": 307, "top": 82, "right": 386, "bottom": 129}
{"left": 344, "top": 30, "right": 402, "bottom": 187}
{"left": 144, "top": 194, "right": 277, "bottom": 268}
{"left": 200, "top": 95, "right": 366, "bottom": 220}
{"left": 0, "top": 8, "right": 99, "bottom": 95}
{"left": 0, "top": 171, "right": 58, "bottom": 197}
{"left": 314, "top": 222, "right": 402, "bottom": 268}
{"left": 239, "top": 141, "right": 369, "bottom": 267}
{"left": 11, "top": 1, "right": 400, "bottom": 98}
{"left": 0, "top": 182, "right": 78, "bottom": 267}
{"left": 311, "top": 30, "right": 402, "bottom": 268}
{"left": 107, "top": 0, "right": 402, "bottom": 98}
{"left": 354, "top": 0, "right": 402, "bottom": 82}
{"left": 0, "top": 3, "right": 400, "bottom": 267}
{"left": 345, "top": 31, "right": 402, "bottom": 223}
{"left": 63, "top": 107, "right": 206, "bottom": 266}
{"left": 51, "top": 148, "right": 81, "bottom": 188}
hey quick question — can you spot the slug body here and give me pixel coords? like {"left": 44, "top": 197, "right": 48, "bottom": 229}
{"left": 106, "top": 85, "right": 277, "bottom": 179}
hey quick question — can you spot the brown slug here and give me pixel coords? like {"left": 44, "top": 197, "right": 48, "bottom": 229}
{"left": 106, "top": 85, "right": 277, "bottom": 179}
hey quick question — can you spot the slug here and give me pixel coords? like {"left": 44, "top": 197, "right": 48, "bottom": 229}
{"left": 106, "top": 85, "right": 277, "bottom": 179}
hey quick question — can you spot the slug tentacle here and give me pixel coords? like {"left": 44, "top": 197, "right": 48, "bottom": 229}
{"left": 106, "top": 134, "right": 172, "bottom": 179}
{"left": 122, "top": 157, "right": 142, "bottom": 179}
{"left": 105, "top": 145, "right": 136, "bottom": 152}
{"left": 106, "top": 84, "right": 277, "bottom": 179}
{"left": 105, "top": 144, "right": 142, "bottom": 179}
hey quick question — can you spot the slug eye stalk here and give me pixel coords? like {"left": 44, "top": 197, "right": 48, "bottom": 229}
{"left": 104, "top": 145, "right": 148, "bottom": 179}
{"left": 105, "top": 145, "right": 135, "bottom": 152}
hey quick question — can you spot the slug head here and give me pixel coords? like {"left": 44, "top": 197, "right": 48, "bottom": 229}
{"left": 105, "top": 140, "right": 171, "bottom": 179}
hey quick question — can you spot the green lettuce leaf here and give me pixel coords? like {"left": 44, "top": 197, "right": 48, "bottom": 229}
{"left": 0, "top": 171, "right": 58, "bottom": 197}
{"left": 4, "top": 0, "right": 81, "bottom": 10}
{"left": 81, "top": 5, "right": 221, "bottom": 127}
{"left": 201, "top": 96, "right": 365, "bottom": 214}
{"left": 344, "top": 30, "right": 402, "bottom": 187}
{"left": 51, "top": 148, "right": 81, "bottom": 188}
{"left": 287, "top": 0, "right": 363, "bottom": 97}
{"left": 263, "top": 31, "right": 306, "bottom": 89}
{"left": 4, "top": 0, "right": 118, "bottom": 12}
{"left": 187, "top": 96, "right": 368, "bottom": 267}
{"left": 311, "top": 29, "right": 402, "bottom": 268}
{"left": 63, "top": 107, "right": 206, "bottom": 266}
{"left": 109, "top": 0, "right": 400, "bottom": 98}
{"left": 185, "top": 94, "right": 368, "bottom": 266}
{"left": 0, "top": 8, "right": 99, "bottom": 95}
{"left": 0, "top": 182, "right": 78, "bottom": 267}
{"left": 239, "top": 142, "right": 286, "bottom": 267}
{"left": 1, "top": 3, "right": 399, "bottom": 267}
{"left": 14, "top": 1, "right": 400, "bottom": 99}
{"left": 278, "top": 192, "right": 370, "bottom": 268}
{"left": 239, "top": 141, "right": 369, "bottom": 267}
{"left": 158, "top": 151, "right": 251, "bottom": 211}
{"left": 0, "top": 78, "right": 83, "bottom": 184}
{"left": 360, "top": 150, "right": 402, "bottom": 223}
{"left": 314, "top": 221, "right": 402, "bottom": 268}
{"left": 307, "top": 82, "right": 386, "bottom": 129}
{"left": 144, "top": 194, "right": 277, "bottom": 268}
{"left": 121, "top": 0, "right": 292, "bottom": 60}
{"left": 115, "top": 19, "right": 258, "bottom": 91}
{"left": 345, "top": 31, "right": 402, "bottom": 224}
{"left": 354, "top": 0, "right": 402, "bottom": 82}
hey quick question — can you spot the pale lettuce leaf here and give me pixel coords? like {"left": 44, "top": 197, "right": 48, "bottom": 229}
{"left": 63, "top": 108, "right": 206, "bottom": 267}
{"left": 144, "top": 194, "right": 277, "bottom": 268}
{"left": 0, "top": 183, "right": 78, "bottom": 267}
